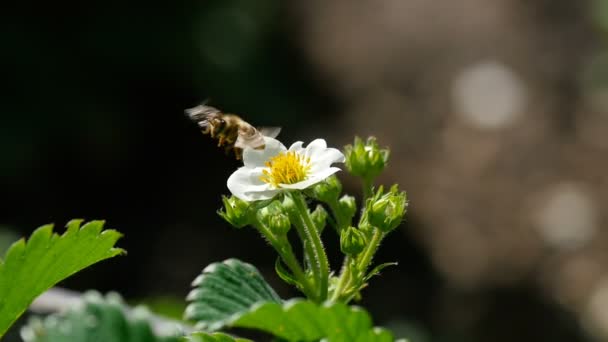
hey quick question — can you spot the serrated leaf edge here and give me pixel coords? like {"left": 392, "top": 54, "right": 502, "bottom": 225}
{"left": 0, "top": 220, "right": 125, "bottom": 337}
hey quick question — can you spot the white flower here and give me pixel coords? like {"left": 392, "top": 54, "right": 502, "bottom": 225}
{"left": 227, "top": 137, "right": 345, "bottom": 201}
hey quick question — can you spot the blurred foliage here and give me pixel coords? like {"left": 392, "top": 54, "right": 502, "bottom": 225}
{"left": 594, "top": 0, "right": 608, "bottom": 32}
{"left": 137, "top": 297, "right": 186, "bottom": 321}
{"left": 21, "top": 292, "right": 182, "bottom": 342}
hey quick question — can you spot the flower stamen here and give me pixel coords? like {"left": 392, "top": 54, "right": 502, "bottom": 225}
{"left": 260, "top": 152, "right": 311, "bottom": 188}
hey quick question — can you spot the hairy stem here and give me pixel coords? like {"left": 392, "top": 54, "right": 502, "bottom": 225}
{"left": 253, "top": 217, "right": 315, "bottom": 299}
{"left": 328, "top": 199, "right": 347, "bottom": 233}
{"left": 357, "top": 227, "right": 384, "bottom": 272}
{"left": 278, "top": 238, "right": 316, "bottom": 299}
{"left": 329, "top": 256, "right": 352, "bottom": 302}
{"left": 362, "top": 177, "right": 374, "bottom": 203}
{"left": 291, "top": 191, "right": 330, "bottom": 302}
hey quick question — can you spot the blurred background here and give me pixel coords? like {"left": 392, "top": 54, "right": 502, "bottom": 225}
{"left": 2, "top": 0, "right": 608, "bottom": 340}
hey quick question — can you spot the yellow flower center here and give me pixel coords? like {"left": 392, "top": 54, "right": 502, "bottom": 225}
{"left": 260, "top": 151, "right": 311, "bottom": 187}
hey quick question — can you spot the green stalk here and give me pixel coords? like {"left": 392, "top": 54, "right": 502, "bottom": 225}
{"left": 328, "top": 199, "right": 346, "bottom": 232}
{"left": 331, "top": 177, "right": 376, "bottom": 303}
{"left": 291, "top": 192, "right": 330, "bottom": 302}
{"left": 357, "top": 227, "right": 384, "bottom": 272}
{"left": 362, "top": 177, "right": 374, "bottom": 202}
{"left": 252, "top": 218, "right": 315, "bottom": 299}
{"left": 329, "top": 256, "right": 351, "bottom": 302}
{"left": 276, "top": 237, "right": 316, "bottom": 299}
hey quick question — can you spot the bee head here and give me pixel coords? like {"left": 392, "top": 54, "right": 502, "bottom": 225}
{"left": 206, "top": 113, "right": 226, "bottom": 130}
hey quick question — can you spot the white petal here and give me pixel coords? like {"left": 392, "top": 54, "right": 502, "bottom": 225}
{"left": 242, "top": 189, "right": 280, "bottom": 201}
{"left": 288, "top": 141, "right": 304, "bottom": 153}
{"left": 242, "top": 136, "right": 286, "bottom": 168}
{"left": 227, "top": 167, "right": 273, "bottom": 201}
{"left": 303, "top": 139, "right": 328, "bottom": 159}
{"left": 279, "top": 167, "right": 342, "bottom": 190}
{"left": 309, "top": 147, "right": 345, "bottom": 172}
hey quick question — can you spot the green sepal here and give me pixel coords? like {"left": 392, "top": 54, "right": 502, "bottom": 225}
{"left": 344, "top": 136, "right": 390, "bottom": 182}
{"left": 274, "top": 258, "right": 298, "bottom": 287}
{"left": 340, "top": 226, "right": 366, "bottom": 256}
{"left": 218, "top": 196, "right": 252, "bottom": 229}
{"left": 308, "top": 175, "right": 342, "bottom": 204}
{"left": 257, "top": 200, "right": 291, "bottom": 236}
{"left": 365, "top": 185, "right": 407, "bottom": 233}
{"left": 310, "top": 205, "right": 328, "bottom": 234}
{"left": 363, "top": 262, "right": 398, "bottom": 283}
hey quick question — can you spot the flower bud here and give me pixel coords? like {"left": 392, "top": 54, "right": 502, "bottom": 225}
{"left": 281, "top": 195, "right": 297, "bottom": 216}
{"left": 309, "top": 175, "right": 342, "bottom": 204}
{"left": 344, "top": 137, "right": 390, "bottom": 181}
{"left": 337, "top": 195, "right": 356, "bottom": 223}
{"left": 340, "top": 226, "right": 366, "bottom": 256}
{"left": 366, "top": 185, "right": 407, "bottom": 233}
{"left": 310, "top": 205, "right": 328, "bottom": 233}
{"left": 257, "top": 200, "right": 291, "bottom": 236}
{"left": 218, "top": 195, "right": 252, "bottom": 228}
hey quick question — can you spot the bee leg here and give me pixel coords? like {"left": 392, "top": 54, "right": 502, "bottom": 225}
{"left": 234, "top": 148, "right": 243, "bottom": 160}
{"left": 224, "top": 145, "right": 238, "bottom": 159}
{"left": 218, "top": 136, "right": 225, "bottom": 147}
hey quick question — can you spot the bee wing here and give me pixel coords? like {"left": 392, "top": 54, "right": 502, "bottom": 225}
{"left": 258, "top": 127, "right": 282, "bottom": 139}
{"left": 184, "top": 104, "right": 220, "bottom": 124}
{"left": 235, "top": 132, "right": 266, "bottom": 150}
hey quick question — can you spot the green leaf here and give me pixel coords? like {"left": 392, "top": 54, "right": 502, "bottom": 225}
{"left": 184, "top": 259, "right": 281, "bottom": 331}
{"left": 363, "top": 262, "right": 398, "bottom": 283}
{"left": 21, "top": 291, "right": 182, "bottom": 342}
{"left": 232, "top": 300, "right": 394, "bottom": 342}
{"left": 184, "top": 332, "right": 251, "bottom": 342}
{"left": 0, "top": 220, "right": 125, "bottom": 337}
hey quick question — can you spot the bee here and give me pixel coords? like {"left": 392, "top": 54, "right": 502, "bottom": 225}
{"left": 185, "top": 104, "right": 281, "bottom": 159}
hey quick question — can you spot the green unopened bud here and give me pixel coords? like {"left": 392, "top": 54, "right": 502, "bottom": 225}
{"left": 218, "top": 195, "right": 252, "bottom": 228}
{"left": 340, "top": 226, "right": 366, "bottom": 256}
{"left": 344, "top": 137, "right": 390, "bottom": 181}
{"left": 310, "top": 205, "right": 328, "bottom": 233}
{"left": 309, "top": 175, "right": 342, "bottom": 203}
{"left": 366, "top": 185, "right": 408, "bottom": 233}
{"left": 281, "top": 195, "right": 297, "bottom": 216}
{"left": 268, "top": 213, "right": 291, "bottom": 236}
{"left": 257, "top": 200, "right": 291, "bottom": 236}
{"left": 337, "top": 195, "right": 356, "bottom": 223}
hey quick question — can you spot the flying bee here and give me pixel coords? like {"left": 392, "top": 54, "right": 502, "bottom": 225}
{"left": 185, "top": 104, "right": 281, "bottom": 160}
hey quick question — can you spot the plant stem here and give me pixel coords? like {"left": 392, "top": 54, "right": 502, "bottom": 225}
{"left": 362, "top": 177, "right": 374, "bottom": 203}
{"left": 357, "top": 227, "right": 384, "bottom": 272}
{"left": 333, "top": 229, "right": 383, "bottom": 304}
{"left": 291, "top": 191, "right": 329, "bottom": 302}
{"left": 252, "top": 218, "right": 315, "bottom": 299}
{"left": 328, "top": 199, "right": 346, "bottom": 232}
{"left": 329, "top": 256, "right": 351, "bottom": 302}
{"left": 276, "top": 238, "right": 316, "bottom": 299}
{"left": 252, "top": 218, "right": 281, "bottom": 246}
